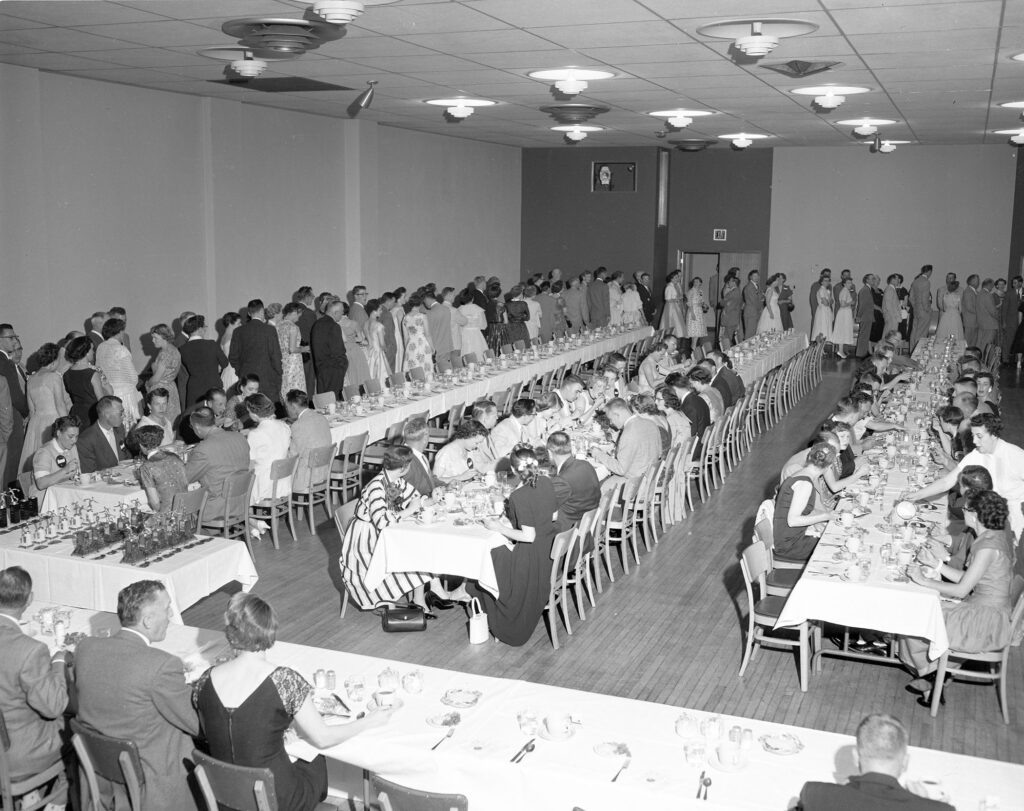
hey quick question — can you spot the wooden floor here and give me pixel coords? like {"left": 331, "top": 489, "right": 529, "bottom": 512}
{"left": 183, "top": 358, "right": 1024, "bottom": 765}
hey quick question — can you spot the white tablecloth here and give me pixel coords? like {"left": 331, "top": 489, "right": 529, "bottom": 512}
{"left": 329, "top": 328, "right": 652, "bottom": 445}
{"left": 41, "top": 476, "right": 146, "bottom": 513}
{"left": 367, "top": 520, "right": 507, "bottom": 597}
{"left": 0, "top": 532, "right": 257, "bottom": 622}
{"left": 733, "top": 332, "right": 809, "bottom": 386}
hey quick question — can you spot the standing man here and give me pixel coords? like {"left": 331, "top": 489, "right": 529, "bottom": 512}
{"left": 563, "top": 277, "right": 588, "bottom": 329}
{"left": 87, "top": 312, "right": 106, "bottom": 351}
{"left": 635, "top": 272, "right": 656, "bottom": 325}
{"left": 535, "top": 282, "right": 556, "bottom": 342}
{"left": 75, "top": 580, "right": 201, "bottom": 810}
{"left": 469, "top": 276, "right": 489, "bottom": 310}
{"left": 977, "top": 279, "right": 1000, "bottom": 350}
{"left": 778, "top": 273, "right": 794, "bottom": 330}
{"left": 895, "top": 274, "right": 911, "bottom": 341}
{"left": 294, "top": 286, "right": 318, "bottom": 395}
{"left": 442, "top": 287, "right": 468, "bottom": 357}
{"left": 908, "top": 265, "right": 933, "bottom": 351}
{"left": 719, "top": 276, "right": 743, "bottom": 348}
{"left": 424, "top": 292, "right": 453, "bottom": 365}
{"left": 855, "top": 274, "right": 876, "bottom": 359}
{"left": 348, "top": 285, "right": 369, "bottom": 331}
{"left": 1002, "top": 276, "right": 1022, "bottom": 360}
{"left": 962, "top": 274, "right": 980, "bottom": 346}
{"left": 0, "top": 377, "right": 12, "bottom": 485}
{"left": 0, "top": 324, "right": 27, "bottom": 487}
{"left": 742, "top": 270, "right": 764, "bottom": 338}
{"left": 229, "top": 300, "right": 283, "bottom": 405}
{"left": 882, "top": 274, "right": 902, "bottom": 339}
{"left": 586, "top": 268, "right": 610, "bottom": 328}
{"left": 310, "top": 299, "right": 348, "bottom": 397}
{"left": 379, "top": 292, "right": 398, "bottom": 374}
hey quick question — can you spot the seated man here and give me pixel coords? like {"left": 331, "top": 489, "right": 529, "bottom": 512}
{"left": 547, "top": 431, "right": 601, "bottom": 531}
{"left": 179, "top": 387, "right": 230, "bottom": 444}
{"left": 880, "top": 332, "right": 921, "bottom": 371}
{"left": 184, "top": 406, "right": 251, "bottom": 516}
{"left": 665, "top": 372, "right": 711, "bottom": 455}
{"left": 401, "top": 417, "right": 437, "bottom": 497}
{"left": 552, "top": 374, "right": 585, "bottom": 424}
{"left": 76, "top": 395, "right": 131, "bottom": 474}
{"left": 467, "top": 399, "right": 499, "bottom": 473}
{"left": 284, "top": 389, "right": 332, "bottom": 492}
{"left": 0, "top": 567, "right": 69, "bottom": 803}
{"left": 588, "top": 398, "right": 662, "bottom": 501}
{"left": 708, "top": 349, "right": 745, "bottom": 404}
{"left": 798, "top": 713, "right": 953, "bottom": 811}
{"left": 75, "top": 581, "right": 200, "bottom": 810}
{"left": 489, "top": 398, "right": 537, "bottom": 461}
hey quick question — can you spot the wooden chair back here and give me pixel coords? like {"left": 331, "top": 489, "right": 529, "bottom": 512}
{"left": 343, "top": 384, "right": 362, "bottom": 401}
{"left": 311, "top": 392, "right": 336, "bottom": 410}
{"left": 408, "top": 366, "right": 426, "bottom": 383}
{"left": 368, "top": 772, "right": 468, "bottom": 811}
{"left": 435, "top": 355, "right": 453, "bottom": 373}
{"left": 365, "top": 379, "right": 383, "bottom": 396}
{"left": 71, "top": 719, "right": 146, "bottom": 811}
{"left": 192, "top": 749, "right": 278, "bottom": 811}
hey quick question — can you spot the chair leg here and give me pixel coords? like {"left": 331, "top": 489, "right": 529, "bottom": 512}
{"left": 340, "top": 588, "right": 349, "bottom": 619}
{"left": 561, "top": 586, "right": 573, "bottom": 635}
{"left": 307, "top": 500, "right": 316, "bottom": 536}
{"left": 999, "top": 662, "right": 1010, "bottom": 725}
{"left": 799, "top": 623, "right": 809, "bottom": 693}
{"left": 813, "top": 625, "right": 823, "bottom": 673}
{"left": 603, "top": 542, "right": 616, "bottom": 583}
{"left": 269, "top": 511, "right": 280, "bottom": 550}
{"left": 583, "top": 559, "right": 597, "bottom": 607}
{"left": 592, "top": 548, "right": 604, "bottom": 593}
{"left": 618, "top": 537, "right": 630, "bottom": 575}
{"left": 286, "top": 504, "right": 297, "bottom": 543}
{"left": 930, "top": 655, "right": 948, "bottom": 718}
{"left": 548, "top": 606, "right": 560, "bottom": 650}
{"left": 322, "top": 494, "right": 332, "bottom": 523}
{"left": 572, "top": 577, "right": 586, "bottom": 621}
{"left": 738, "top": 622, "right": 756, "bottom": 678}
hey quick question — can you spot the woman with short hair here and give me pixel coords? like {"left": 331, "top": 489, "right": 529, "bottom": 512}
{"left": 132, "top": 424, "right": 187, "bottom": 512}
{"left": 31, "top": 415, "right": 82, "bottom": 496}
{"left": 19, "top": 342, "right": 71, "bottom": 473}
{"left": 147, "top": 324, "right": 181, "bottom": 423}
{"left": 95, "top": 318, "right": 141, "bottom": 426}
{"left": 245, "top": 393, "right": 292, "bottom": 504}
{"left": 193, "top": 593, "right": 390, "bottom": 811}
{"left": 276, "top": 303, "right": 306, "bottom": 399}
{"left": 63, "top": 336, "right": 111, "bottom": 427}
{"left": 135, "top": 387, "right": 175, "bottom": 446}
{"left": 773, "top": 442, "right": 838, "bottom": 562}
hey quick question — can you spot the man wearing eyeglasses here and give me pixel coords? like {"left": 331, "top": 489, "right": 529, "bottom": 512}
{"left": 0, "top": 325, "right": 27, "bottom": 488}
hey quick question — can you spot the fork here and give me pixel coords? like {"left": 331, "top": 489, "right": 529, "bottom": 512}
{"left": 611, "top": 758, "right": 630, "bottom": 782}
{"left": 431, "top": 727, "right": 455, "bottom": 750}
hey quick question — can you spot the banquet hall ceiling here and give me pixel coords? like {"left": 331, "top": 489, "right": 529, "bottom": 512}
{"left": 1, "top": 0, "right": 1023, "bottom": 148}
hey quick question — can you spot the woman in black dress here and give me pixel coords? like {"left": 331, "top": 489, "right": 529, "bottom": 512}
{"left": 62, "top": 335, "right": 110, "bottom": 426}
{"left": 483, "top": 282, "right": 509, "bottom": 354}
{"left": 505, "top": 285, "right": 531, "bottom": 347}
{"left": 773, "top": 442, "right": 838, "bottom": 562}
{"left": 193, "top": 594, "right": 391, "bottom": 811}
{"left": 471, "top": 444, "right": 566, "bottom": 646}
{"left": 178, "top": 314, "right": 229, "bottom": 409}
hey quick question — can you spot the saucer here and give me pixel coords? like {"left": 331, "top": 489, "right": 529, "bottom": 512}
{"left": 366, "top": 696, "right": 404, "bottom": 714}
{"left": 708, "top": 749, "right": 748, "bottom": 773}
{"left": 441, "top": 688, "right": 481, "bottom": 708}
{"left": 539, "top": 726, "right": 575, "bottom": 741}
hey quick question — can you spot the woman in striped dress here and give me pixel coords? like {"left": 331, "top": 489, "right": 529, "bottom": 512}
{"left": 340, "top": 445, "right": 433, "bottom": 611}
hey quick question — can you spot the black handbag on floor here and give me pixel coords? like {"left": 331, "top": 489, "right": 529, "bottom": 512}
{"left": 380, "top": 604, "right": 426, "bottom": 632}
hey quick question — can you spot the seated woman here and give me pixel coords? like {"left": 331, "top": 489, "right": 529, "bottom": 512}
{"left": 469, "top": 445, "right": 566, "bottom": 646}
{"left": 654, "top": 385, "right": 691, "bottom": 446}
{"left": 135, "top": 387, "right": 175, "bottom": 447}
{"left": 629, "top": 393, "right": 671, "bottom": 452}
{"left": 341, "top": 446, "right": 434, "bottom": 612}
{"left": 193, "top": 594, "right": 391, "bottom": 811}
{"left": 574, "top": 375, "right": 609, "bottom": 428}
{"left": 245, "top": 393, "right": 292, "bottom": 505}
{"left": 133, "top": 424, "right": 187, "bottom": 512}
{"left": 900, "top": 490, "right": 1016, "bottom": 705}
{"left": 433, "top": 419, "right": 487, "bottom": 484}
{"left": 31, "top": 415, "right": 82, "bottom": 497}
{"left": 226, "top": 374, "right": 260, "bottom": 432}
{"left": 773, "top": 442, "right": 838, "bottom": 562}
{"left": 944, "top": 464, "right": 993, "bottom": 567}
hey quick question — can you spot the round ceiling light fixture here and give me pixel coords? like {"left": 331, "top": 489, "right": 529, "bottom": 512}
{"left": 718, "top": 132, "right": 771, "bottom": 150}
{"left": 836, "top": 117, "right": 896, "bottom": 136}
{"left": 1010, "top": 52, "right": 1024, "bottom": 62}
{"left": 792, "top": 85, "right": 870, "bottom": 111}
{"left": 528, "top": 68, "right": 614, "bottom": 96}
{"left": 649, "top": 109, "right": 715, "bottom": 129}
{"left": 995, "top": 128, "right": 1024, "bottom": 145}
{"left": 551, "top": 124, "right": 604, "bottom": 143}
{"left": 425, "top": 98, "right": 496, "bottom": 120}
{"left": 696, "top": 18, "right": 818, "bottom": 59}
{"left": 222, "top": 17, "right": 345, "bottom": 56}
{"left": 999, "top": 101, "right": 1024, "bottom": 122}
{"left": 287, "top": 0, "right": 401, "bottom": 24}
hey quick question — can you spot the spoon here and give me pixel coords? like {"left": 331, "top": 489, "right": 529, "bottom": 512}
{"left": 702, "top": 776, "right": 712, "bottom": 800}
{"left": 513, "top": 741, "right": 536, "bottom": 763}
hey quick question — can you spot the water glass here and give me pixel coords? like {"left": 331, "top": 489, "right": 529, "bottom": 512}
{"left": 684, "top": 742, "right": 706, "bottom": 767}
{"left": 344, "top": 676, "right": 366, "bottom": 702}
{"left": 517, "top": 709, "right": 539, "bottom": 735}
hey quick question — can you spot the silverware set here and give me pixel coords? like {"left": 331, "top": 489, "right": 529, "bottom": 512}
{"left": 510, "top": 738, "right": 536, "bottom": 763}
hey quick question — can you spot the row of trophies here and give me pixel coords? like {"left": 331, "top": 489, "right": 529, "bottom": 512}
{"left": 0, "top": 486, "right": 38, "bottom": 528}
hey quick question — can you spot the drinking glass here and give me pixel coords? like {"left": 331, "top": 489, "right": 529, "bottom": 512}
{"left": 684, "top": 742, "right": 706, "bottom": 767}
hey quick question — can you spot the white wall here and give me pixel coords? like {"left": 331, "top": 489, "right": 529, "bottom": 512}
{"left": 769, "top": 145, "right": 1016, "bottom": 336}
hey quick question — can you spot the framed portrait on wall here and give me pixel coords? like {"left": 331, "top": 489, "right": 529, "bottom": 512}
{"left": 591, "top": 162, "right": 636, "bottom": 192}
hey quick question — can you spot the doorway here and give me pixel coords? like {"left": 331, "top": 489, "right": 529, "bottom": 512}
{"left": 681, "top": 250, "right": 763, "bottom": 334}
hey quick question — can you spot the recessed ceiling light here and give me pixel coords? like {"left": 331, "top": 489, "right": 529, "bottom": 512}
{"left": 649, "top": 109, "right": 715, "bottom": 128}
{"left": 425, "top": 98, "right": 496, "bottom": 119}
{"left": 528, "top": 68, "right": 614, "bottom": 96}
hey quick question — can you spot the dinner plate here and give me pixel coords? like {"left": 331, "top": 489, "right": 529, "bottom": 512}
{"left": 594, "top": 742, "right": 630, "bottom": 757}
{"left": 759, "top": 733, "right": 803, "bottom": 755}
{"left": 441, "top": 689, "right": 481, "bottom": 708}
{"left": 367, "top": 696, "right": 404, "bottom": 714}
{"left": 426, "top": 711, "right": 461, "bottom": 728}
{"left": 538, "top": 726, "right": 575, "bottom": 741}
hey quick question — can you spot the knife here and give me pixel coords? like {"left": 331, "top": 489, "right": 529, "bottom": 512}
{"left": 696, "top": 770, "right": 706, "bottom": 799}
{"left": 331, "top": 692, "right": 352, "bottom": 714}
{"left": 509, "top": 738, "right": 535, "bottom": 762}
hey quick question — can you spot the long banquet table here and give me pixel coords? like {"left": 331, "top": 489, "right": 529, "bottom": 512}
{"left": 731, "top": 331, "right": 809, "bottom": 386}
{"left": 28, "top": 606, "right": 1024, "bottom": 811}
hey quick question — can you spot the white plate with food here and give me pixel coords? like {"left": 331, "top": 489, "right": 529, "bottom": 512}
{"left": 760, "top": 732, "right": 803, "bottom": 755}
{"left": 426, "top": 711, "right": 461, "bottom": 728}
{"left": 441, "top": 688, "right": 481, "bottom": 708}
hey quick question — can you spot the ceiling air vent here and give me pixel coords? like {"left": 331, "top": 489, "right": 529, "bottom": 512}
{"left": 221, "top": 17, "right": 345, "bottom": 57}
{"left": 211, "top": 77, "right": 354, "bottom": 92}
{"left": 539, "top": 104, "right": 609, "bottom": 125}
{"left": 761, "top": 60, "right": 842, "bottom": 78}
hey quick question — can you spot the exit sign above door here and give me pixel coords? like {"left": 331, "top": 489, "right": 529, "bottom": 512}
{"left": 713, "top": 229, "right": 727, "bottom": 241}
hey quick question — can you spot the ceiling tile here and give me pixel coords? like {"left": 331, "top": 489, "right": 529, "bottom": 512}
{"left": 72, "top": 47, "right": 217, "bottom": 68}
{"left": 74, "top": 20, "right": 228, "bottom": 47}
{"left": 351, "top": 3, "right": 511, "bottom": 35}
{"left": 345, "top": 53, "right": 487, "bottom": 72}
{"left": 60, "top": 66, "right": 186, "bottom": 84}
{"left": 466, "top": 49, "right": 611, "bottom": 70}
{"left": 641, "top": 0, "right": 822, "bottom": 17}
{"left": 579, "top": 43, "right": 721, "bottom": 64}
{"left": 395, "top": 28, "right": 561, "bottom": 54}
{"left": 116, "top": 0, "right": 289, "bottom": 17}
{"left": 0, "top": 26, "right": 126, "bottom": 51}
{"left": 467, "top": 0, "right": 657, "bottom": 28}
{"left": 532, "top": 20, "right": 689, "bottom": 50}
{"left": 0, "top": 12, "right": 55, "bottom": 31}
{"left": 847, "top": 28, "right": 998, "bottom": 54}
{"left": 1, "top": 2, "right": 169, "bottom": 26}
{"left": 864, "top": 49, "right": 995, "bottom": 69}
{"left": 831, "top": 2, "right": 1002, "bottom": 35}
{"left": 2, "top": 51, "right": 117, "bottom": 70}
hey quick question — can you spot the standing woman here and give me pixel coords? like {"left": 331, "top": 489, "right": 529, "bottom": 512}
{"left": 756, "top": 274, "right": 784, "bottom": 334}
{"left": 608, "top": 270, "right": 625, "bottom": 327}
{"left": 276, "top": 303, "right": 306, "bottom": 398}
{"left": 832, "top": 279, "right": 856, "bottom": 359}
{"left": 363, "top": 300, "right": 390, "bottom": 389}
{"left": 811, "top": 280, "right": 834, "bottom": 343}
{"left": 95, "top": 318, "right": 141, "bottom": 427}
{"left": 685, "top": 276, "right": 709, "bottom": 355}
{"left": 505, "top": 285, "right": 531, "bottom": 346}
{"left": 18, "top": 342, "right": 71, "bottom": 473}
{"left": 340, "top": 303, "right": 372, "bottom": 388}
{"left": 391, "top": 287, "right": 408, "bottom": 374}
{"left": 659, "top": 270, "right": 686, "bottom": 337}
{"left": 402, "top": 292, "right": 434, "bottom": 374}
{"left": 220, "top": 312, "right": 241, "bottom": 393}
{"left": 456, "top": 289, "right": 488, "bottom": 359}
{"left": 63, "top": 336, "right": 110, "bottom": 426}
{"left": 933, "top": 279, "right": 964, "bottom": 345}
{"left": 1001, "top": 276, "right": 1022, "bottom": 362}
{"left": 470, "top": 445, "right": 566, "bottom": 646}
{"left": 718, "top": 276, "right": 743, "bottom": 349}
{"left": 147, "top": 324, "right": 182, "bottom": 424}
{"left": 484, "top": 283, "right": 510, "bottom": 354}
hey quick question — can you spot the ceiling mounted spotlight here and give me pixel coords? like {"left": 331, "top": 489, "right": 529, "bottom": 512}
{"left": 719, "top": 132, "right": 770, "bottom": 150}
{"left": 551, "top": 125, "right": 603, "bottom": 143}
{"left": 867, "top": 135, "right": 909, "bottom": 153}
{"left": 649, "top": 109, "right": 715, "bottom": 129}
{"left": 697, "top": 18, "right": 818, "bottom": 59}
{"left": 347, "top": 80, "right": 377, "bottom": 117}
{"left": 199, "top": 46, "right": 291, "bottom": 76}
{"left": 836, "top": 118, "right": 896, "bottom": 137}
{"left": 528, "top": 68, "right": 614, "bottom": 96}
{"left": 995, "top": 128, "right": 1024, "bottom": 145}
{"left": 426, "top": 97, "right": 496, "bottom": 121}
{"left": 230, "top": 54, "right": 267, "bottom": 78}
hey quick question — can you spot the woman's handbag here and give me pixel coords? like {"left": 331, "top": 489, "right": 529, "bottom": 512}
{"left": 467, "top": 597, "right": 489, "bottom": 644}
{"left": 380, "top": 604, "right": 426, "bottom": 633}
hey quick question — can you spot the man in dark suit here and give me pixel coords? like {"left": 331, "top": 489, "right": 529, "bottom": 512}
{"left": 547, "top": 431, "right": 601, "bottom": 531}
{"left": 185, "top": 407, "right": 250, "bottom": 516}
{"left": 700, "top": 358, "right": 734, "bottom": 409}
{"left": 586, "top": 268, "right": 611, "bottom": 328}
{"left": 666, "top": 372, "right": 711, "bottom": 457}
{"left": 401, "top": 417, "right": 437, "bottom": 497}
{"left": 294, "top": 286, "right": 318, "bottom": 395}
{"left": 178, "top": 314, "right": 228, "bottom": 410}
{"left": 77, "top": 395, "right": 131, "bottom": 473}
{"left": 469, "top": 276, "right": 489, "bottom": 310}
{"left": 310, "top": 299, "right": 348, "bottom": 396}
{"left": 908, "top": 265, "right": 934, "bottom": 351}
{"left": 379, "top": 292, "right": 398, "bottom": 374}
{"left": 635, "top": 272, "right": 656, "bottom": 325}
{"left": 832, "top": 268, "right": 851, "bottom": 303}
{"left": 535, "top": 283, "right": 556, "bottom": 341}
{"left": 855, "top": 274, "right": 877, "bottom": 358}
{"left": 708, "top": 350, "right": 745, "bottom": 404}
{"left": 0, "top": 324, "right": 27, "bottom": 486}
{"left": 0, "top": 567, "right": 70, "bottom": 792}
{"left": 348, "top": 285, "right": 369, "bottom": 332}
{"left": 228, "top": 299, "right": 283, "bottom": 404}
{"left": 424, "top": 293, "right": 453, "bottom": 362}
{"left": 742, "top": 270, "right": 764, "bottom": 337}
{"left": 76, "top": 580, "right": 201, "bottom": 810}
{"left": 798, "top": 714, "right": 953, "bottom": 811}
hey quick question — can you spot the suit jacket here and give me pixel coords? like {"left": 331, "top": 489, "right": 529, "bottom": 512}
{"left": 712, "top": 373, "right": 734, "bottom": 409}
{"left": 288, "top": 408, "right": 333, "bottom": 491}
{"left": 637, "top": 283, "right": 656, "bottom": 324}
{"left": 809, "top": 281, "right": 821, "bottom": 319}
{"left": 720, "top": 286, "right": 742, "bottom": 327}
{"left": 77, "top": 422, "right": 130, "bottom": 473}
{"left": 605, "top": 415, "right": 663, "bottom": 499}
{"left": 798, "top": 773, "right": 954, "bottom": 811}
{"left": 425, "top": 302, "right": 454, "bottom": 359}
{"left": 778, "top": 284, "right": 794, "bottom": 330}
{"left": 229, "top": 318, "right": 282, "bottom": 402}
{"left": 0, "top": 377, "right": 13, "bottom": 479}
{"left": 0, "top": 615, "right": 67, "bottom": 778}
{"left": 0, "top": 350, "right": 27, "bottom": 483}
{"left": 962, "top": 285, "right": 978, "bottom": 328}
{"left": 1002, "top": 286, "right": 1021, "bottom": 335}
{"left": 179, "top": 338, "right": 228, "bottom": 408}
{"left": 75, "top": 631, "right": 200, "bottom": 811}
{"left": 185, "top": 427, "right": 251, "bottom": 516}
{"left": 535, "top": 292, "right": 556, "bottom": 341}
{"left": 681, "top": 390, "right": 711, "bottom": 456}
{"left": 310, "top": 315, "right": 348, "bottom": 396}
{"left": 403, "top": 447, "right": 436, "bottom": 497}
{"left": 586, "top": 279, "right": 611, "bottom": 327}
{"left": 89, "top": 330, "right": 104, "bottom": 351}
{"left": 471, "top": 287, "right": 488, "bottom": 310}
{"left": 550, "top": 456, "right": 601, "bottom": 530}
{"left": 910, "top": 274, "right": 932, "bottom": 317}
{"left": 742, "top": 282, "right": 764, "bottom": 330}
{"left": 978, "top": 289, "right": 1000, "bottom": 330}
{"left": 563, "top": 288, "right": 587, "bottom": 327}
{"left": 0, "top": 352, "right": 28, "bottom": 419}
{"left": 296, "top": 304, "right": 316, "bottom": 346}
{"left": 348, "top": 301, "right": 368, "bottom": 330}
{"left": 720, "top": 367, "right": 746, "bottom": 403}
{"left": 882, "top": 285, "right": 901, "bottom": 326}
{"left": 855, "top": 286, "right": 875, "bottom": 324}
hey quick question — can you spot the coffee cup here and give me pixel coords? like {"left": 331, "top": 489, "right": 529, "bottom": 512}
{"left": 373, "top": 689, "right": 395, "bottom": 709}
{"left": 543, "top": 713, "right": 572, "bottom": 738}
{"left": 420, "top": 507, "right": 435, "bottom": 524}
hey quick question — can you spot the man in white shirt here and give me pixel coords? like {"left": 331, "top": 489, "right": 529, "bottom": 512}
{"left": 553, "top": 375, "right": 585, "bottom": 422}
{"left": 467, "top": 399, "right": 500, "bottom": 472}
{"left": 489, "top": 398, "right": 537, "bottom": 460}
{"left": 908, "top": 413, "right": 1024, "bottom": 538}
